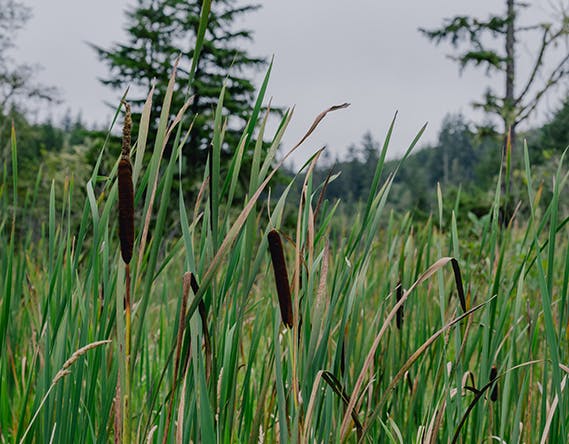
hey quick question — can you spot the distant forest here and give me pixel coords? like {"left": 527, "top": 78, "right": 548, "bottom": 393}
{"left": 304, "top": 99, "right": 569, "bottom": 221}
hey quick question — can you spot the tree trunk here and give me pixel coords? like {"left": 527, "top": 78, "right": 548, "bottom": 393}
{"left": 502, "top": 0, "right": 516, "bottom": 211}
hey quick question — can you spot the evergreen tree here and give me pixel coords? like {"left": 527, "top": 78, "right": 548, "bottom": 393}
{"left": 92, "top": 0, "right": 266, "bottom": 191}
{"left": 437, "top": 114, "right": 477, "bottom": 185}
{"left": 536, "top": 94, "right": 569, "bottom": 160}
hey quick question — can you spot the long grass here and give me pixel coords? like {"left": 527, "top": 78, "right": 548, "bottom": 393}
{"left": 2, "top": 12, "right": 569, "bottom": 444}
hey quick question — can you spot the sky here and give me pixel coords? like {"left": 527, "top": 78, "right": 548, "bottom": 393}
{"left": 12, "top": 0, "right": 569, "bottom": 166}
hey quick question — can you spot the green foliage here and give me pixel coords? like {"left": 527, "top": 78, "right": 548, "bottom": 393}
{"left": 0, "top": 109, "right": 101, "bottom": 239}
{"left": 534, "top": 94, "right": 569, "bottom": 160}
{"left": 92, "top": 0, "right": 267, "bottom": 196}
{"left": 3, "top": 55, "right": 569, "bottom": 442}
{"left": 309, "top": 114, "right": 500, "bottom": 220}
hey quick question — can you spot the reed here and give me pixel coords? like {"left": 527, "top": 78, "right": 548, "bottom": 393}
{"left": 117, "top": 100, "right": 134, "bottom": 444}
{"left": 118, "top": 101, "right": 134, "bottom": 265}
{"left": 4, "top": 55, "right": 569, "bottom": 443}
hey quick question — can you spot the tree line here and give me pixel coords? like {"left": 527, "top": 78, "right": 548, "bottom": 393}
{"left": 2, "top": 0, "right": 569, "bottom": 226}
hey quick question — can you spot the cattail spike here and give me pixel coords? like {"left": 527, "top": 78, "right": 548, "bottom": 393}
{"left": 489, "top": 365, "right": 498, "bottom": 402}
{"left": 396, "top": 280, "right": 404, "bottom": 329}
{"left": 268, "top": 230, "right": 293, "bottom": 328}
{"left": 121, "top": 101, "right": 132, "bottom": 157}
{"left": 118, "top": 101, "right": 134, "bottom": 264}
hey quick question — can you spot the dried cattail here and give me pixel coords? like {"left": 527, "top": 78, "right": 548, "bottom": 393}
{"left": 268, "top": 229, "right": 293, "bottom": 328}
{"left": 396, "top": 281, "right": 404, "bottom": 329}
{"left": 118, "top": 102, "right": 134, "bottom": 264}
{"left": 489, "top": 365, "right": 498, "bottom": 402}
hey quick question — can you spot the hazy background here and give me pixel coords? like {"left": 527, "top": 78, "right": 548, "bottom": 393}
{"left": 14, "top": 0, "right": 564, "bottom": 165}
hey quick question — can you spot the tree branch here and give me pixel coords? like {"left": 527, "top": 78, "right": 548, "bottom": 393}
{"left": 515, "top": 25, "right": 549, "bottom": 104}
{"left": 516, "top": 52, "right": 569, "bottom": 123}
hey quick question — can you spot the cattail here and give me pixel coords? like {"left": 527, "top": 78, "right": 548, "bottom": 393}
{"left": 489, "top": 365, "right": 498, "bottom": 402}
{"left": 396, "top": 280, "right": 404, "bottom": 329}
{"left": 118, "top": 101, "right": 134, "bottom": 264}
{"left": 268, "top": 230, "right": 293, "bottom": 328}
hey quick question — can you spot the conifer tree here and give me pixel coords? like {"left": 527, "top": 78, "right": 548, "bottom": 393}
{"left": 92, "top": 0, "right": 266, "bottom": 189}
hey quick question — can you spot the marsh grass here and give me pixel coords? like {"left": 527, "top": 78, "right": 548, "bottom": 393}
{"left": 2, "top": 5, "right": 569, "bottom": 442}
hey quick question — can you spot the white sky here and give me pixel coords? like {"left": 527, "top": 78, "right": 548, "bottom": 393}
{"left": 13, "top": 0, "right": 569, "bottom": 165}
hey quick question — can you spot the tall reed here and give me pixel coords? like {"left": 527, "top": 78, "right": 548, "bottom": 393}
{"left": 117, "top": 100, "right": 134, "bottom": 444}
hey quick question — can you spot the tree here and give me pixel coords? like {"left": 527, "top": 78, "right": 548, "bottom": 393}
{"left": 437, "top": 114, "right": 477, "bottom": 185}
{"left": 92, "top": 0, "right": 266, "bottom": 191}
{"left": 535, "top": 93, "right": 569, "bottom": 159}
{"left": 0, "top": 0, "right": 58, "bottom": 112}
{"left": 420, "top": 1, "right": 569, "bottom": 176}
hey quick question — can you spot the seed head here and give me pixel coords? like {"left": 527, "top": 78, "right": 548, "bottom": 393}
{"left": 268, "top": 230, "right": 293, "bottom": 328}
{"left": 118, "top": 101, "right": 134, "bottom": 264}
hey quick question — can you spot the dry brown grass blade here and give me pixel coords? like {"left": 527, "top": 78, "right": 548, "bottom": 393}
{"left": 175, "top": 362, "right": 191, "bottom": 444}
{"left": 339, "top": 256, "right": 467, "bottom": 438}
{"left": 193, "top": 175, "right": 210, "bottom": 223}
{"left": 301, "top": 149, "right": 322, "bottom": 269}
{"left": 162, "top": 272, "right": 192, "bottom": 444}
{"left": 540, "top": 365, "right": 569, "bottom": 444}
{"left": 134, "top": 58, "right": 189, "bottom": 276}
{"left": 313, "top": 240, "right": 330, "bottom": 349}
{"left": 293, "top": 103, "right": 349, "bottom": 150}
{"left": 133, "top": 84, "right": 154, "bottom": 187}
{"left": 313, "top": 167, "right": 334, "bottom": 223}
{"left": 136, "top": 93, "right": 193, "bottom": 272}
{"left": 423, "top": 398, "right": 446, "bottom": 444}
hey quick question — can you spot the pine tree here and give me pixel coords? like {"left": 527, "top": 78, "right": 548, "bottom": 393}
{"left": 92, "top": 0, "right": 266, "bottom": 190}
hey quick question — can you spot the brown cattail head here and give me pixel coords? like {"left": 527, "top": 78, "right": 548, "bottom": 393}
{"left": 268, "top": 230, "right": 293, "bottom": 328}
{"left": 396, "top": 281, "right": 404, "bottom": 329}
{"left": 118, "top": 102, "right": 134, "bottom": 264}
{"left": 489, "top": 365, "right": 498, "bottom": 402}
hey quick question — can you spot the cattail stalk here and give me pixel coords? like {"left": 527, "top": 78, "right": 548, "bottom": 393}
{"left": 118, "top": 102, "right": 134, "bottom": 265}
{"left": 268, "top": 230, "right": 293, "bottom": 328}
{"left": 117, "top": 101, "right": 134, "bottom": 444}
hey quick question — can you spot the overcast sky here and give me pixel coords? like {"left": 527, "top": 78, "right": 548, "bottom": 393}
{"left": 13, "top": 0, "right": 569, "bottom": 165}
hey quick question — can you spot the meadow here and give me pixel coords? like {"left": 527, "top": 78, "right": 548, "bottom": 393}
{"left": 2, "top": 33, "right": 569, "bottom": 444}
